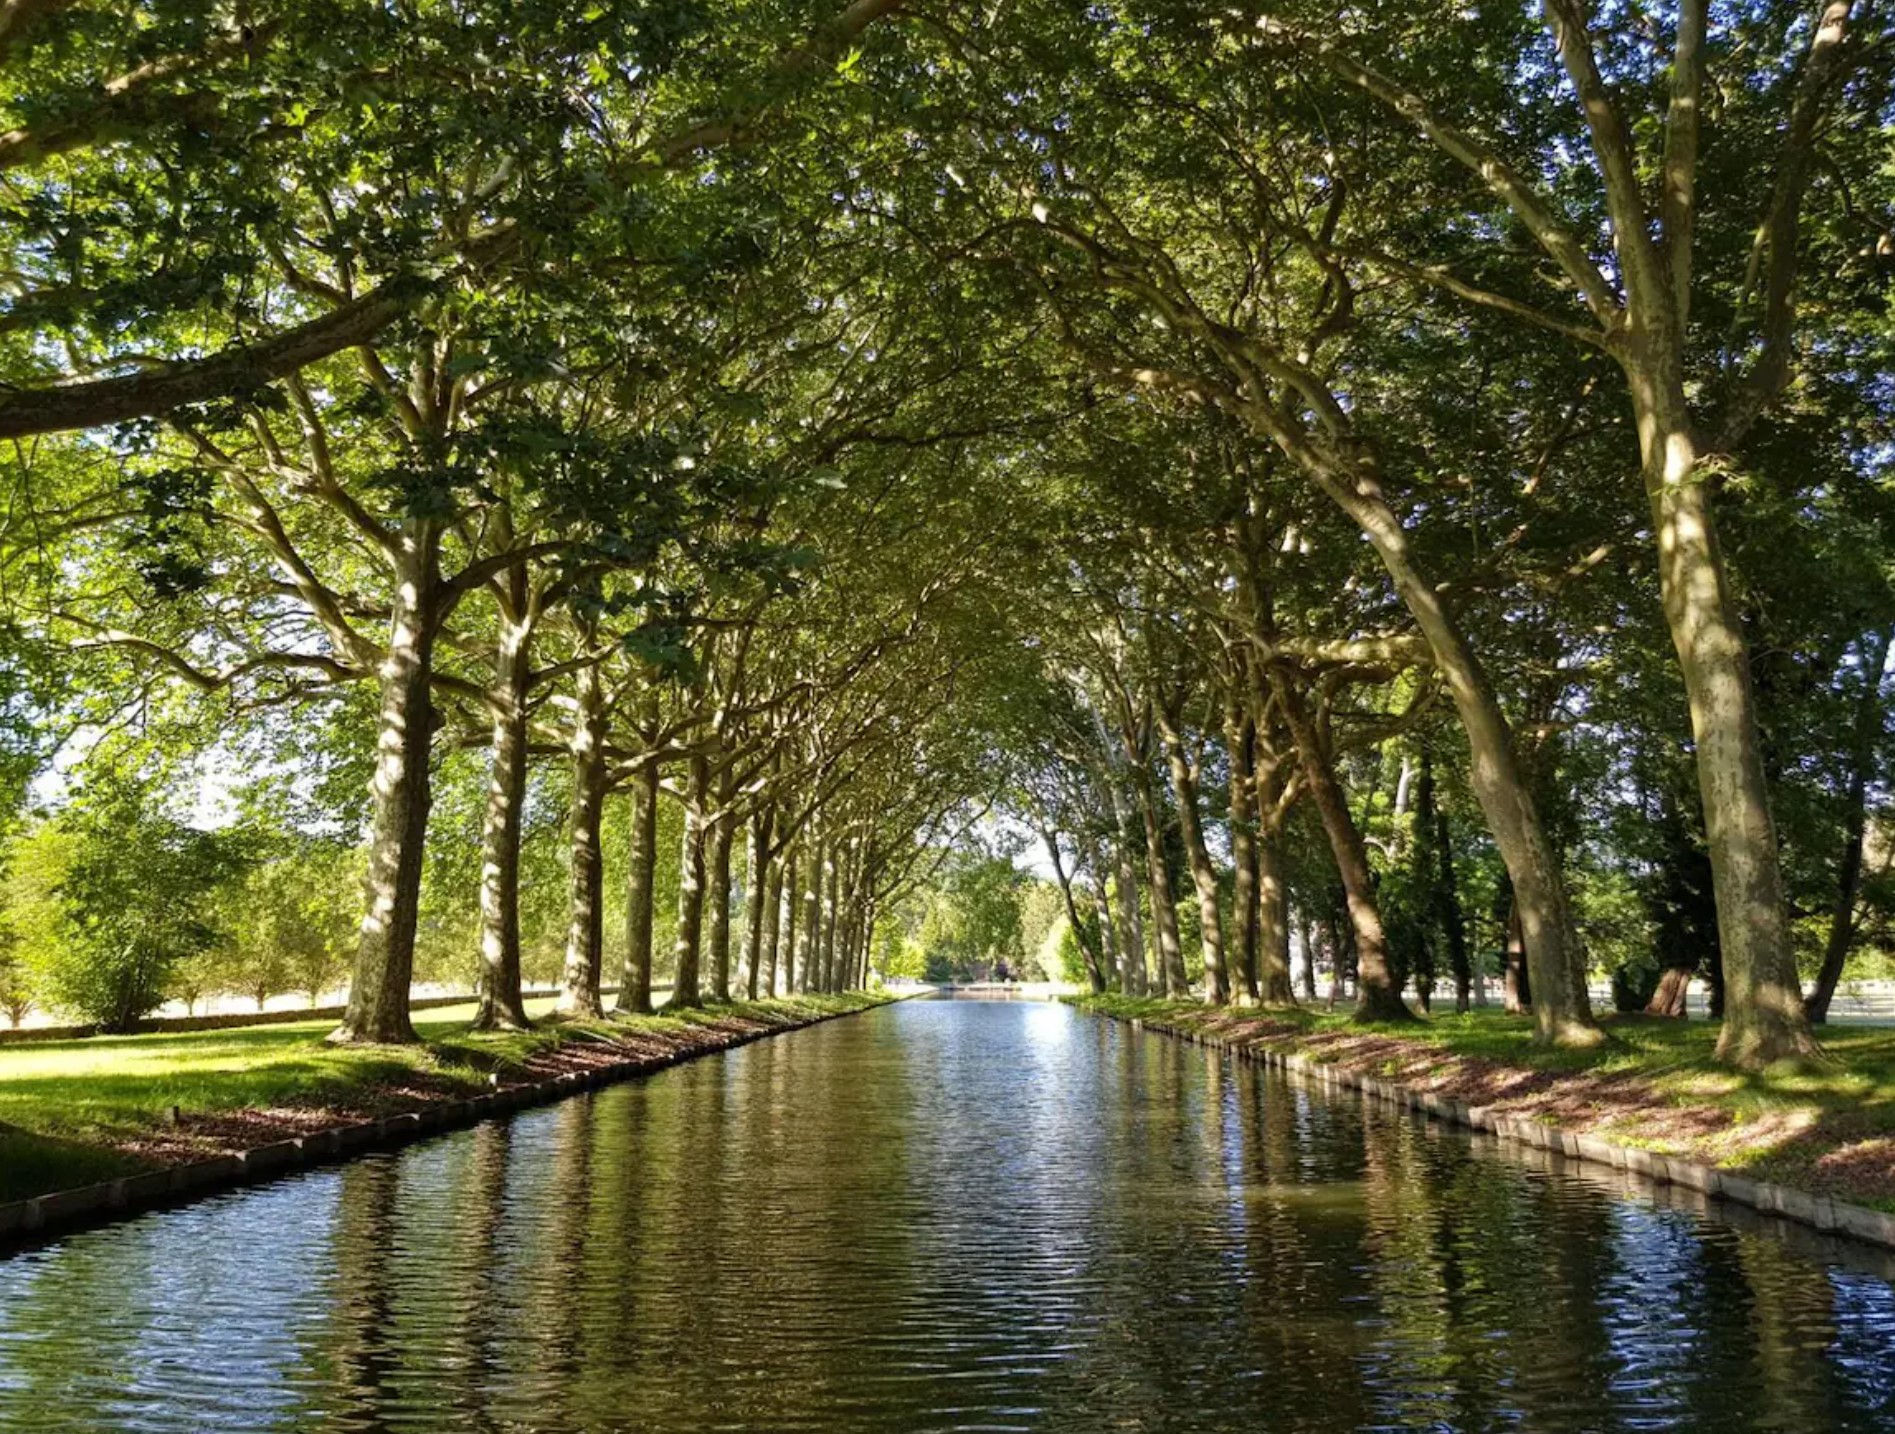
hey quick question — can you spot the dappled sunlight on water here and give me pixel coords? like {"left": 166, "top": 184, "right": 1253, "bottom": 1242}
{"left": 1, "top": 999, "right": 1893, "bottom": 1432}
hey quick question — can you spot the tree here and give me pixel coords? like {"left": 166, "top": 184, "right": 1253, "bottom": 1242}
{"left": 28, "top": 777, "right": 248, "bottom": 1030}
{"left": 1245, "top": 0, "right": 1874, "bottom": 1064}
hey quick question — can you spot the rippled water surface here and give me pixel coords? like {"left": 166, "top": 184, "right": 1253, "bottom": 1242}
{"left": 3, "top": 998, "right": 1895, "bottom": 1432}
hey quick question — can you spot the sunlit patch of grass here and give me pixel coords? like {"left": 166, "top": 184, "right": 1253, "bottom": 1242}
{"left": 0, "top": 997, "right": 558, "bottom": 1144}
{"left": 0, "top": 991, "right": 885, "bottom": 1204}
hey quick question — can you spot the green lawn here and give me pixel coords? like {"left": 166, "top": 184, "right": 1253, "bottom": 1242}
{"left": 1070, "top": 993, "right": 1895, "bottom": 1210}
{"left": 0, "top": 993, "right": 879, "bottom": 1204}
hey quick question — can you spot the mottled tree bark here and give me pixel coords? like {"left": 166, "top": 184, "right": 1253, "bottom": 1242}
{"left": 669, "top": 756, "right": 709, "bottom": 1008}
{"left": 741, "top": 810, "right": 773, "bottom": 1001}
{"left": 1224, "top": 701, "right": 1262, "bottom": 1004}
{"left": 1272, "top": 670, "right": 1413, "bottom": 1023}
{"left": 1092, "top": 865, "right": 1121, "bottom": 991}
{"left": 761, "top": 857, "right": 783, "bottom": 997}
{"left": 1159, "top": 701, "right": 1228, "bottom": 1003}
{"left": 334, "top": 519, "right": 442, "bottom": 1045}
{"left": 474, "top": 608, "right": 533, "bottom": 1032}
{"left": 819, "top": 836, "right": 842, "bottom": 992}
{"left": 1503, "top": 901, "right": 1531, "bottom": 1015}
{"left": 1626, "top": 367, "right": 1816, "bottom": 1063}
{"left": 705, "top": 807, "right": 734, "bottom": 1003}
{"left": 795, "top": 835, "right": 821, "bottom": 994}
{"left": 615, "top": 761, "right": 660, "bottom": 1016}
{"left": 1306, "top": 455, "right": 1597, "bottom": 1044}
{"left": 1253, "top": 759, "right": 1297, "bottom": 1006}
{"left": 558, "top": 657, "right": 608, "bottom": 1018}
{"left": 1322, "top": 913, "right": 1346, "bottom": 1009}
{"left": 1647, "top": 964, "right": 1692, "bottom": 1019}
{"left": 776, "top": 844, "right": 799, "bottom": 992}
{"left": 1106, "top": 785, "right": 1150, "bottom": 995}
{"left": 1130, "top": 767, "right": 1188, "bottom": 995}
{"left": 840, "top": 893, "right": 864, "bottom": 992}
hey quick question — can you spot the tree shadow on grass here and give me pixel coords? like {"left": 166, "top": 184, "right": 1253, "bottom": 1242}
{"left": 1128, "top": 1000, "right": 1895, "bottom": 1211}
{"left": 0, "top": 1127, "right": 150, "bottom": 1203}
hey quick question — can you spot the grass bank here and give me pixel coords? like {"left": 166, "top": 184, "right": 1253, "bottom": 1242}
{"left": 0, "top": 992, "right": 883, "bottom": 1204}
{"left": 1069, "top": 994, "right": 1895, "bottom": 1214}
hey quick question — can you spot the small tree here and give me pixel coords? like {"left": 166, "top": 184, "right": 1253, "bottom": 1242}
{"left": 0, "top": 930, "right": 31, "bottom": 1027}
{"left": 42, "top": 780, "right": 250, "bottom": 1032}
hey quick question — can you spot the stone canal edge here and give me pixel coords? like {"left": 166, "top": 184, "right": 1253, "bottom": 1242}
{"left": 1089, "top": 1007, "right": 1895, "bottom": 1253}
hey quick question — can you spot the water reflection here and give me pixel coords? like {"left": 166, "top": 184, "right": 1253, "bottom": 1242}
{"left": 0, "top": 1000, "right": 1892, "bottom": 1432}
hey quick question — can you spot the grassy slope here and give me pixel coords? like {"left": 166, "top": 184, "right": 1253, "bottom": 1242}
{"left": 0, "top": 993, "right": 879, "bottom": 1203}
{"left": 1071, "top": 993, "right": 1895, "bottom": 1211}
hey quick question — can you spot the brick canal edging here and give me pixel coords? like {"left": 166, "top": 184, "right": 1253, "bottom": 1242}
{"left": 0, "top": 997, "right": 890, "bottom": 1251}
{"left": 1094, "top": 1008, "right": 1895, "bottom": 1253}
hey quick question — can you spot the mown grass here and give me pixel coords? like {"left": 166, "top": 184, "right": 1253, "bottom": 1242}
{"left": 1070, "top": 993, "right": 1895, "bottom": 1209}
{"left": 0, "top": 992, "right": 881, "bottom": 1204}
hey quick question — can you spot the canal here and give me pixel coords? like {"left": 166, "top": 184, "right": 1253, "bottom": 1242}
{"left": 1, "top": 998, "right": 1892, "bottom": 1432}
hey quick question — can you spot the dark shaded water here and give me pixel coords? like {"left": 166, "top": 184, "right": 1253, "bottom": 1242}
{"left": 2, "top": 999, "right": 1894, "bottom": 1432}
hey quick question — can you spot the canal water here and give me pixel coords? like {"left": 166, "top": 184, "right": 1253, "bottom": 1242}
{"left": 1, "top": 998, "right": 1892, "bottom": 1432}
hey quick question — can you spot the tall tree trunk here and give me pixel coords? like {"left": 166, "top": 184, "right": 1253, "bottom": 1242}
{"left": 670, "top": 756, "right": 709, "bottom": 1008}
{"left": 1105, "top": 783, "right": 1149, "bottom": 995}
{"left": 1253, "top": 758, "right": 1297, "bottom": 1006}
{"left": 820, "top": 836, "right": 843, "bottom": 992}
{"left": 1092, "top": 863, "right": 1121, "bottom": 991}
{"left": 1503, "top": 900, "right": 1531, "bottom": 1015}
{"left": 741, "top": 810, "right": 772, "bottom": 1001}
{"left": 1231, "top": 547, "right": 1294, "bottom": 1005}
{"left": 1272, "top": 669, "right": 1414, "bottom": 1023}
{"left": 615, "top": 761, "right": 660, "bottom": 1016}
{"left": 1129, "top": 768, "right": 1188, "bottom": 995}
{"left": 773, "top": 848, "right": 795, "bottom": 992}
{"left": 1806, "top": 630, "right": 1891, "bottom": 1023}
{"left": 838, "top": 846, "right": 853, "bottom": 991}
{"left": 558, "top": 657, "right": 608, "bottom": 1018}
{"left": 796, "top": 835, "right": 821, "bottom": 994}
{"left": 841, "top": 893, "right": 864, "bottom": 991}
{"left": 474, "top": 611, "right": 533, "bottom": 1032}
{"left": 705, "top": 809, "right": 734, "bottom": 1002}
{"left": 1296, "top": 906, "right": 1318, "bottom": 1002}
{"left": 1043, "top": 824, "right": 1107, "bottom": 993}
{"left": 835, "top": 902, "right": 854, "bottom": 993}
{"left": 1159, "top": 704, "right": 1228, "bottom": 1003}
{"left": 843, "top": 841, "right": 863, "bottom": 990}
{"left": 1417, "top": 750, "right": 1472, "bottom": 1015}
{"left": 1224, "top": 702, "right": 1262, "bottom": 1004}
{"left": 842, "top": 841, "right": 860, "bottom": 989}
{"left": 1321, "top": 908, "right": 1346, "bottom": 1009}
{"left": 334, "top": 520, "right": 441, "bottom": 1045}
{"left": 1301, "top": 453, "right": 1598, "bottom": 1045}
{"left": 1621, "top": 361, "right": 1816, "bottom": 1064}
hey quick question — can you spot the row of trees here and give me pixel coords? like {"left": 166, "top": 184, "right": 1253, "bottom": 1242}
{"left": 0, "top": 0, "right": 1032, "bottom": 1035}
{"left": 937, "top": 0, "right": 1894, "bottom": 1068}
{"left": 873, "top": 849, "right": 1073, "bottom": 986}
{"left": 0, "top": 1, "right": 1889, "bottom": 1065}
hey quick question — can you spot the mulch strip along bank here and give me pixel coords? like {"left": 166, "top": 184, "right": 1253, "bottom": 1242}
{"left": 1081, "top": 1002, "right": 1895, "bottom": 1253}
{"left": 0, "top": 1000, "right": 885, "bottom": 1250}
